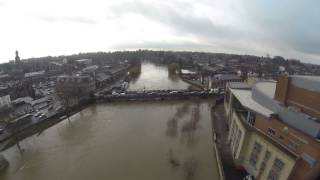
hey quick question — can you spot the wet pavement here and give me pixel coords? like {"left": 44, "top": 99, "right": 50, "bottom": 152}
{"left": 211, "top": 104, "right": 247, "bottom": 180}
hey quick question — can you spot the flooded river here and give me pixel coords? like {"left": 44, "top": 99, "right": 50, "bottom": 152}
{"left": 128, "top": 62, "right": 190, "bottom": 90}
{"left": 0, "top": 63, "right": 220, "bottom": 180}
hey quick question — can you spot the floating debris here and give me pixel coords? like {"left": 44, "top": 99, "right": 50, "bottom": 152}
{"left": 167, "top": 149, "right": 180, "bottom": 167}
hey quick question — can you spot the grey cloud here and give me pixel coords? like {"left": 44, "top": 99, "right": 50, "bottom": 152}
{"left": 109, "top": 1, "right": 241, "bottom": 40}
{"left": 113, "top": 40, "right": 216, "bottom": 51}
{"left": 107, "top": 0, "right": 320, "bottom": 63}
{"left": 244, "top": 1, "right": 320, "bottom": 57}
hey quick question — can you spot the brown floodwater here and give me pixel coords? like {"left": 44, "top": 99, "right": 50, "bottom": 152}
{"left": 0, "top": 63, "right": 220, "bottom": 180}
{"left": 128, "top": 62, "right": 190, "bottom": 90}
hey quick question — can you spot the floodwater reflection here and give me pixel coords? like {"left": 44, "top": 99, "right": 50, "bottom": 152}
{"left": 128, "top": 62, "right": 189, "bottom": 90}
{"left": 1, "top": 101, "right": 219, "bottom": 180}
{"left": 166, "top": 102, "right": 191, "bottom": 138}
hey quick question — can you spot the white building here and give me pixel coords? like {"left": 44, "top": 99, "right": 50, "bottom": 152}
{"left": 0, "top": 95, "right": 11, "bottom": 111}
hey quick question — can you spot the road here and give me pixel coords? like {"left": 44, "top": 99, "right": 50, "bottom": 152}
{"left": 211, "top": 103, "right": 247, "bottom": 180}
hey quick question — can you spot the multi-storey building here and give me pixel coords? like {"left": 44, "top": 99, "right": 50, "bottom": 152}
{"left": 56, "top": 75, "right": 96, "bottom": 97}
{"left": 0, "top": 95, "right": 11, "bottom": 112}
{"left": 224, "top": 75, "right": 320, "bottom": 180}
{"left": 211, "top": 74, "right": 242, "bottom": 89}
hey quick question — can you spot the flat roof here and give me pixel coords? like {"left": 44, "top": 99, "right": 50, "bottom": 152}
{"left": 252, "top": 81, "right": 320, "bottom": 138}
{"left": 230, "top": 88, "right": 274, "bottom": 117}
{"left": 214, "top": 74, "right": 241, "bottom": 81}
{"left": 254, "top": 81, "right": 276, "bottom": 99}
{"left": 291, "top": 75, "right": 320, "bottom": 93}
{"left": 96, "top": 72, "right": 112, "bottom": 82}
{"left": 24, "top": 71, "right": 45, "bottom": 78}
{"left": 0, "top": 74, "right": 9, "bottom": 79}
{"left": 82, "top": 65, "right": 99, "bottom": 72}
{"left": 228, "top": 82, "right": 252, "bottom": 89}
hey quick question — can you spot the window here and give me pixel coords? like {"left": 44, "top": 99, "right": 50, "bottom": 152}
{"left": 267, "top": 158, "right": 285, "bottom": 180}
{"left": 249, "top": 142, "right": 262, "bottom": 167}
{"left": 225, "top": 90, "right": 230, "bottom": 103}
{"left": 287, "top": 140, "right": 298, "bottom": 151}
{"left": 247, "top": 112, "right": 256, "bottom": 126}
{"left": 260, "top": 151, "right": 271, "bottom": 170}
{"left": 230, "top": 123, "right": 238, "bottom": 152}
{"left": 267, "top": 128, "right": 275, "bottom": 136}
{"left": 233, "top": 130, "right": 242, "bottom": 158}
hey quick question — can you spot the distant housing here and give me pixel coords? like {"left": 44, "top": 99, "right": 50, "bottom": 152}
{"left": 75, "top": 59, "right": 92, "bottom": 66}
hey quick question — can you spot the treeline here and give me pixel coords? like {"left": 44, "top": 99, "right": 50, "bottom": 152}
{"left": 0, "top": 49, "right": 315, "bottom": 74}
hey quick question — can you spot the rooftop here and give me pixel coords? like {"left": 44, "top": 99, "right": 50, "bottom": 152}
{"left": 82, "top": 65, "right": 99, "bottom": 73}
{"left": 228, "top": 82, "right": 252, "bottom": 89}
{"left": 229, "top": 80, "right": 320, "bottom": 138}
{"left": 230, "top": 88, "right": 274, "bottom": 117}
{"left": 12, "top": 96, "right": 33, "bottom": 104}
{"left": 107, "top": 66, "right": 127, "bottom": 74}
{"left": 75, "top": 59, "right": 92, "bottom": 64}
{"left": 0, "top": 74, "right": 9, "bottom": 79}
{"left": 202, "top": 65, "right": 223, "bottom": 72}
{"left": 213, "top": 74, "right": 241, "bottom": 81}
{"left": 254, "top": 81, "right": 276, "bottom": 99}
{"left": 96, "top": 72, "right": 112, "bottom": 82}
{"left": 50, "top": 62, "right": 63, "bottom": 66}
{"left": 290, "top": 75, "right": 320, "bottom": 93}
{"left": 251, "top": 81, "right": 320, "bottom": 138}
{"left": 24, "top": 71, "right": 45, "bottom": 78}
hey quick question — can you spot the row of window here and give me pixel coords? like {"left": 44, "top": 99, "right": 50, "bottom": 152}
{"left": 230, "top": 120, "right": 243, "bottom": 158}
{"left": 249, "top": 142, "right": 285, "bottom": 180}
{"left": 267, "top": 127, "right": 299, "bottom": 151}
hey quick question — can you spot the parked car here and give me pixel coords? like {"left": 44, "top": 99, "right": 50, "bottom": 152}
{"left": 48, "top": 106, "right": 54, "bottom": 110}
{"left": 34, "top": 112, "right": 42, "bottom": 117}
{"left": 39, "top": 114, "right": 47, "bottom": 120}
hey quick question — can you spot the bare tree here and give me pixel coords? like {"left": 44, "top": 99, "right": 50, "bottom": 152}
{"left": 57, "top": 92, "right": 73, "bottom": 123}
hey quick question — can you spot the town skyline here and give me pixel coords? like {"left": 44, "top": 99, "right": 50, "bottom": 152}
{"left": 2, "top": 49, "right": 320, "bottom": 65}
{"left": 0, "top": 0, "right": 319, "bottom": 64}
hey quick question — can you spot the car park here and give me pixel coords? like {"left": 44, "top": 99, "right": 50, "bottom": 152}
{"left": 39, "top": 114, "right": 47, "bottom": 120}
{"left": 34, "top": 112, "right": 42, "bottom": 117}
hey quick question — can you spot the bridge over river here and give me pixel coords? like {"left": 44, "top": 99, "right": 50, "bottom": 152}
{"left": 95, "top": 89, "right": 224, "bottom": 102}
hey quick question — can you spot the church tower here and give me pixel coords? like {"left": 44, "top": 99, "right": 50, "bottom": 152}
{"left": 15, "top": 50, "right": 21, "bottom": 64}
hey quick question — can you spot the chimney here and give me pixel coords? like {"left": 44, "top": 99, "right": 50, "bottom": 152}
{"left": 274, "top": 74, "right": 289, "bottom": 104}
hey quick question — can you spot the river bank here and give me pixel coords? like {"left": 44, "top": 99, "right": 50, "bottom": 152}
{"left": 0, "top": 101, "right": 93, "bottom": 151}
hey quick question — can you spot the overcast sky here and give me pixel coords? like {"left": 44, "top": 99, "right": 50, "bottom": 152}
{"left": 0, "top": 0, "right": 319, "bottom": 64}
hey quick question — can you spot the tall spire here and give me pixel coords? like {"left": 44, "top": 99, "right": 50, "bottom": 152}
{"left": 15, "top": 50, "right": 21, "bottom": 64}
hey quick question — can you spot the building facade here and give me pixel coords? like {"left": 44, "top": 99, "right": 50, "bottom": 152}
{"left": 55, "top": 75, "right": 96, "bottom": 97}
{"left": 0, "top": 95, "right": 11, "bottom": 112}
{"left": 224, "top": 75, "right": 320, "bottom": 180}
{"left": 211, "top": 74, "right": 242, "bottom": 89}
